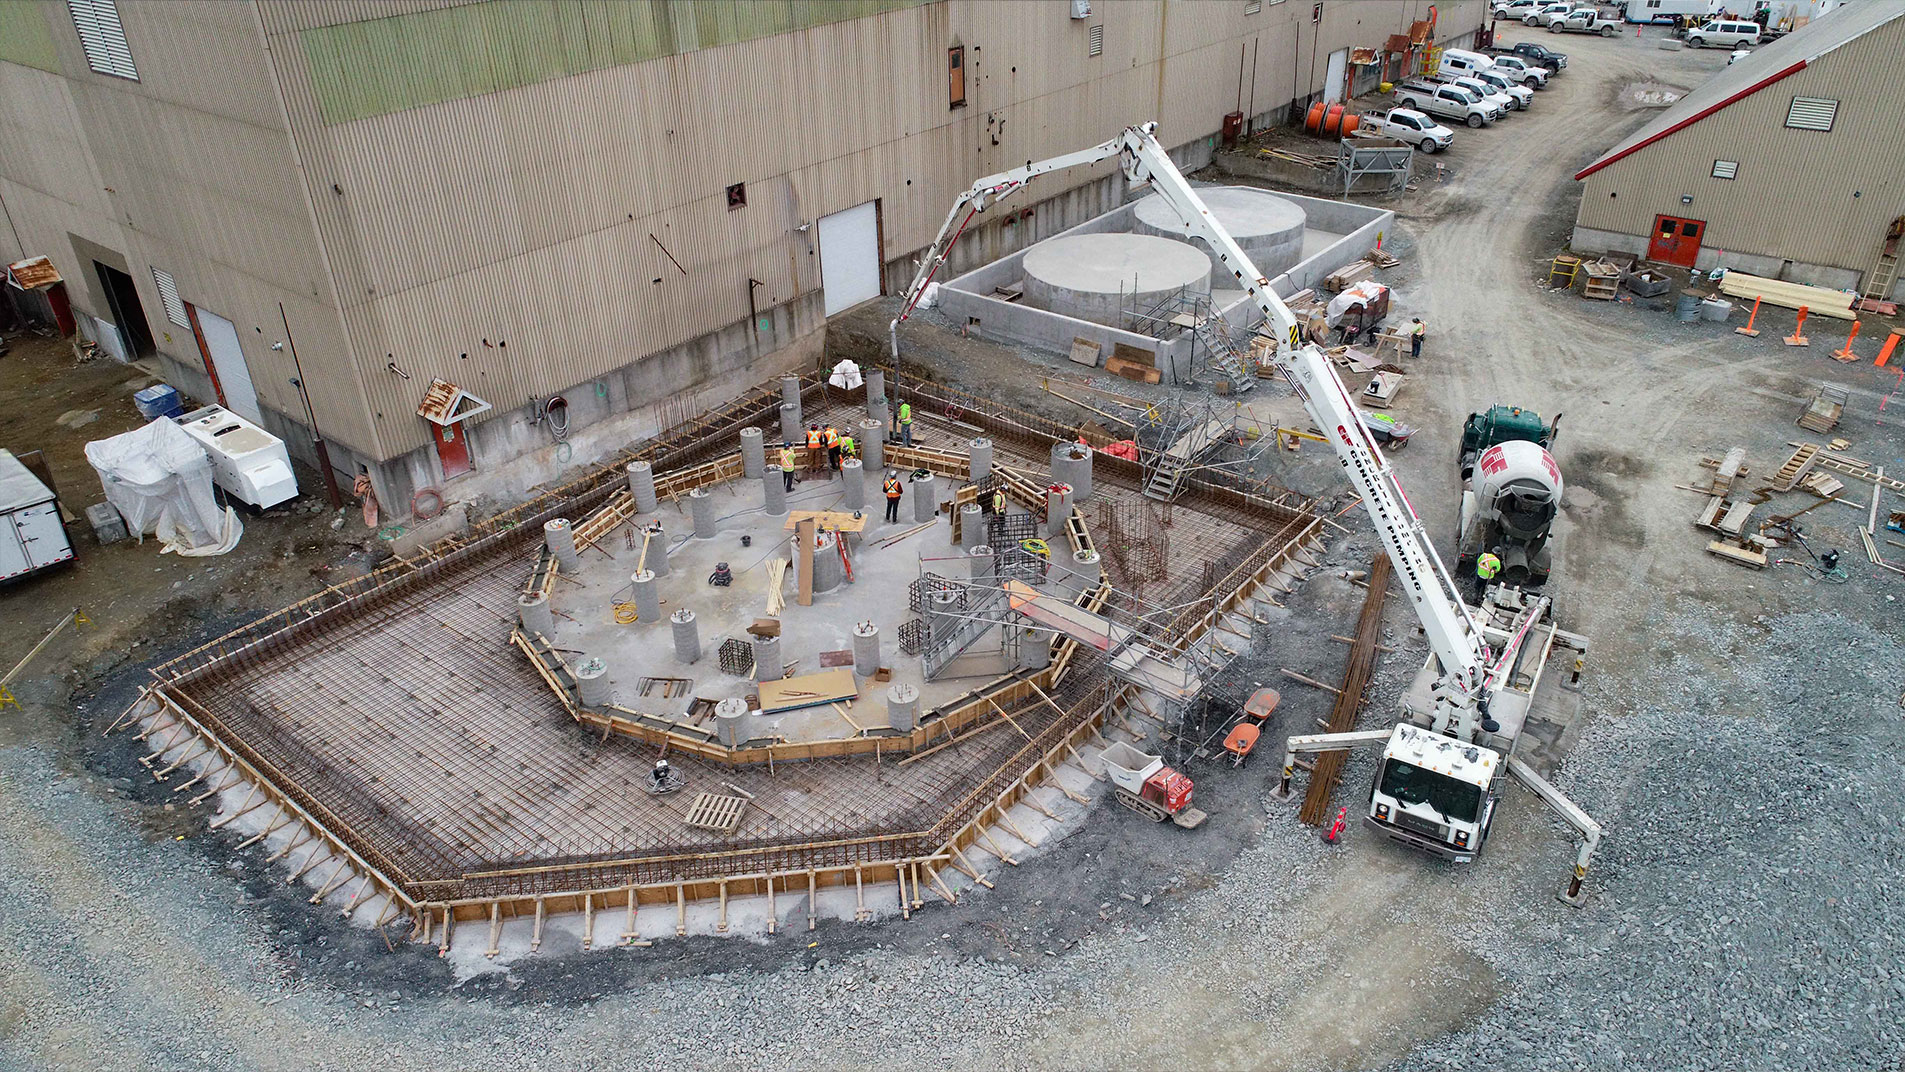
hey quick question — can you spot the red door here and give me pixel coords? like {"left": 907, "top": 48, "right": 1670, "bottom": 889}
{"left": 1648, "top": 215, "right": 1705, "bottom": 268}
{"left": 433, "top": 421, "right": 471, "bottom": 479}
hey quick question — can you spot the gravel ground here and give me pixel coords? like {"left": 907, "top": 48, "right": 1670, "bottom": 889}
{"left": 5, "top": 21, "right": 1905, "bottom": 1072}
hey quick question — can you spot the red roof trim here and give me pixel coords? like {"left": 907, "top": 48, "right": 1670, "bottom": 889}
{"left": 1573, "top": 60, "right": 1808, "bottom": 181}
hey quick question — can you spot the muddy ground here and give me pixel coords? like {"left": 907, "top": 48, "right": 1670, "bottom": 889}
{"left": 3, "top": 23, "right": 1903, "bottom": 1072}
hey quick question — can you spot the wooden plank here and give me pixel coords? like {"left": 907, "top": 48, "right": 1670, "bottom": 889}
{"left": 785, "top": 510, "right": 866, "bottom": 533}
{"left": 796, "top": 519, "right": 815, "bottom": 607}
{"left": 1718, "top": 271, "right": 1857, "bottom": 319}
{"left": 1067, "top": 337, "right": 1102, "bottom": 367}
{"left": 1706, "top": 540, "right": 1767, "bottom": 569}
{"left": 758, "top": 668, "right": 858, "bottom": 713}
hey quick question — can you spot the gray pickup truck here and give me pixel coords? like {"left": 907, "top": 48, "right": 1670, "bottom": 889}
{"left": 1393, "top": 80, "right": 1503, "bottom": 128}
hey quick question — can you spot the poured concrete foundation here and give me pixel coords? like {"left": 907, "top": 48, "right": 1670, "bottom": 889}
{"left": 1021, "top": 233, "right": 1212, "bottom": 326}
{"left": 1131, "top": 187, "right": 1306, "bottom": 280}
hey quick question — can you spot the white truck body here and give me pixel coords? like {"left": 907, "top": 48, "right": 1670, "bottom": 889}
{"left": 1550, "top": 8, "right": 1623, "bottom": 34}
{"left": 1364, "top": 107, "right": 1455, "bottom": 151}
{"left": 1622, "top": 0, "right": 1709, "bottom": 23}
{"left": 1525, "top": 1, "right": 1580, "bottom": 25}
{"left": 1394, "top": 80, "right": 1502, "bottom": 127}
{"left": 1471, "top": 68, "right": 1534, "bottom": 110}
{"left": 1100, "top": 741, "right": 1164, "bottom": 796}
{"left": 1483, "top": 53, "right": 1551, "bottom": 87}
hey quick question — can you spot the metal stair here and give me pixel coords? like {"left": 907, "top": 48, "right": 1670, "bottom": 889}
{"left": 1193, "top": 312, "right": 1256, "bottom": 393}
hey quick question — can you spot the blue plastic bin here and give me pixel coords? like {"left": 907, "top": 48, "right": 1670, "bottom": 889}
{"left": 133, "top": 383, "right": 184, "bottom": 420}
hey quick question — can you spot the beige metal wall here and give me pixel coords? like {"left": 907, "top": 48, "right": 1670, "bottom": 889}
{"left": 1576, "top": 15, "right": 1905, "bottom": 281}
{"left": 255, "top": 0, "right": 1468, "bottom": 460}
{"left": 0, "top": 1, "right": 374, "bottom": 453}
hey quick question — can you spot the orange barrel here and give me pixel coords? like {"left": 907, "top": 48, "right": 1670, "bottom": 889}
{"left": 1305, "top": 101, "right": 1325, "bottom": 133}
{"left": 1341, "top": 113, "right": 1361, "bottom": 136}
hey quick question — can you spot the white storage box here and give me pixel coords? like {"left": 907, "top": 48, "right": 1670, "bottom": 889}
{"left": 176, "top": 406, "right": 298, "bottom": 509}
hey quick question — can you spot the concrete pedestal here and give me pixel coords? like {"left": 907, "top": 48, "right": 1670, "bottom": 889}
{"left": 1019, "top": 627, "right": 1052, "bottom": 671}
{"left": 544, "top": 518, "right": 580, "bottom": 572}
{"left": 841, "top": 459, "right": 865, "bottom": 510}
{"left": 517, "top": 592, "right": 555, "bottom": 638}
{"left": 968, "top": 544, "right": 996, "bottom": 583}
{"left": 860, "top": 419, "right": 884, "bottom": 473}
{"left": 887, "top": 683, "right": 920, "bottom": 732}
{"left": 690, "top": 487, "right": 717, "bottom": 538}
{"left": 1051, "top": 441, "right": 1093, "bottom": 502}
{"left": 780, "top": 402, "right": 802, "bottom": 444}
{"left": 780, "top": 374, "right": 802, "bottom": 407}
{"left": 912, "top": 473, "right": 937, "bottom": 523}
{"left": 671, "top": 608, "right": 701, "bottom": 663}
{"left": 969, "top": 437, "right": 993, "bottom": 483}
{"left": 740, "top": 427, "right": 765, "bottom": 478}
{"left": 628, "top": 461, "right": 659, "bottom": 514}
{"left": 644, "top": 525, "right": 670, "bottom": 577}
{"left": 763, "top": 466, "right": 789, "bottom": 515}
{"left": 715, "top": 697, "right": 749, "bottom": 747}
{"left": 959, "top": 504, "right": 984, "bottom": 549}
{"left": 631, "top": 569, "right": 660, "bottom": 624}
{"left": 1044, "top": 483, "right": 1073, "bottom": 538}
{"left": 574, "top": 657, "right": 610, "bottom": 708}
{"left": 865, "top": 369, "right": 885, "bottom": 418}
{"left": 753, "top": 634, "right": 783, "bottom": 682}
{"left": 813, "top": 531, "right": 844, "bottom": 594}
{"left": 852, "top": 622, "right": 880, "bottom": 677}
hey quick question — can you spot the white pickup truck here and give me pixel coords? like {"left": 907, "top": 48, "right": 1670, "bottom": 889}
{"left": 1470, "top": 68, "right": 1534, "bottom": 110}
{"left": 1550, "top": 8, "right": 1622, "bottom": 34}
{"left": 1485, "top": 53, "right": 1552, "bottom": 88}
{"left": 1393, "top": 80, "right": 1503, "bottom": 128}
{"left": 1362, "top": 107, "right": 1455, "bottom": 152}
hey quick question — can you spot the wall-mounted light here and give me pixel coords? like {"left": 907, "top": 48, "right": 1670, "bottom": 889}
{"left": 1681, "top": 195, "right": 1693, "bottom": 204}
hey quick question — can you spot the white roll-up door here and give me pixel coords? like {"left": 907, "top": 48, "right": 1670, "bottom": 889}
{"left": 194, "top": 307, "right": 262, "bottom": 424}
{"left": 818, "top": 201, "right": 881, "bottom": 316}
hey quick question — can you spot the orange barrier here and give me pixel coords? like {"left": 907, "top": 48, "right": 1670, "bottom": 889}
{"left": 1784, "top": 306, "right": 1810, "bottom": 347}
{"left": 1735, "top": 296, "right": 1762, "bottom": 337}
{"left": 1876, "top": 331, "right": 1901, "bottom": 368}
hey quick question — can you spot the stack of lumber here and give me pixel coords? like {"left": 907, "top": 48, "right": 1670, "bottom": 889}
{"left": 1718, "top": 272, "right": 1857, "bottom": 319}
{"left": 1324, "top": 258, "right": 1379, "bottom": 292}
{"left": 1105, "top": 342, "right": 1160, "bottom": 384}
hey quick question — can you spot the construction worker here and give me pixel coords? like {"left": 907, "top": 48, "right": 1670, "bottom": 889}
{"left": 825, "top": 424, "right": 842, "bottom": 470}
{"left": 1409, "top": 317, "right": 1426, "bottom": 359}
{"left": 883, "top": 469, "right": 904, "bottom": 523}
{"left": 806, "top": 424, "right": 825, "bottom": 478}
{"left": 839, "top": 430, "right": 856, "bottom": 460}
{"left": 897, "top": 399, "right": 914, "bottom": 446}
{"left": 1476, "top": 552, "right": 1501, "bottom": 582}
{"left": 779, "top": 443, "right": 797, "bottom": 491}
{"left": 989, "top": 486, "right": 1007, "bottom": 516}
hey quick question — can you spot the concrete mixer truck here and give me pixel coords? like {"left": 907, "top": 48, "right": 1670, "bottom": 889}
{"left": 1457, "top": 406, "right": 1562, "bottom": 590}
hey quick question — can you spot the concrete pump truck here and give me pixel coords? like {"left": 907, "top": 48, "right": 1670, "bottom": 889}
{"left": 889, "top": 122, "right": 1603, "bottom": 903}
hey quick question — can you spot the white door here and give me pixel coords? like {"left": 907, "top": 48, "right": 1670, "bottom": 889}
{"left": 11, "top": 502, "right": 70, "bottom": 569}
{"left": 818, "top": 201, "right": 882, "bottom": 316}
{"left": 1324, "top": 48, "right": 1349, "bottom": 104}
{"left": 0, "top": 519, "right": 29, "bottom": 580}
{"left": 195, "top": 307, "right": 262, "bottom": 424}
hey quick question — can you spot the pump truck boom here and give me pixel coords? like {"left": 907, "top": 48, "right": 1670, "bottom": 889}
{"left": 890, "top": 122, "right": 1601, "bottom": 901}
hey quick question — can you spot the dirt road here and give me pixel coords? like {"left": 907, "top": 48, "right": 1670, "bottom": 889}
{"left": 4, "top": 24, "right": 1903, "bottom": 1072}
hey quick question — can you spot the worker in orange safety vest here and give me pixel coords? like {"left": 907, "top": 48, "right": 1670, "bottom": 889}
{"left": 806, "top": 424, "right": 824, "bottom": 477}
{"left": 825, "top": 424, "right": 842, "bottom": 470}
{"left": 883, "top": 470, "right": 903, "bottom": 523}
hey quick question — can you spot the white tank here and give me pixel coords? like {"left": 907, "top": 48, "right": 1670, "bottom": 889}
{"left": 1472, "top": 439, "right": 1562, "bottom": 504}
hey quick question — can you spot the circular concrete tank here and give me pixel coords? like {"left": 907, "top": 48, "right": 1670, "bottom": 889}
{"left": 1130, "top": 187, "right": 1306, "bottom": 281}
{"left": 1021, "top": 233, "right": 1212, "bottom": 326}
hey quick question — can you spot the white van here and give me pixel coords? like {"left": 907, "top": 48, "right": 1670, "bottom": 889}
{"left": 1439, "top": 48, "right": 1499, "bottom": 81}
{"left": 1686, "top": 19, "right": 1763, "bottom": 47}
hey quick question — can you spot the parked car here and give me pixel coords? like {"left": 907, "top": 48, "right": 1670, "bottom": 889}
{"left": 1491, "top": 0, "right": 1541, "bottom": 18}
{"left": 1448, "top": 74, "right": 1520, "bottom": 115}
{"left": 1394, "top": 80, "right": 1503, "bottom": 128}
{"left": 1551, "top": 9, "right": 1622, "bottom": 34}
{"left": 1470, "top": 67, "right": 1535, "bottom": 110}
{"left": 1363, "top": 108, "right": 1455, "bottom": 153}
{"left": 1686, "top": 19, "right": 1764, "bottom": 47}
{"left": 1505, "top": 41, "right": 1568, "bottom": 71}
{"left": 1524, "top": 2, "right": 1581, "bottom": 27}
{"left": 1728, "top": 48, "right": 1752, "bottom": 64}
{"left": 1484, "top": 53, "right": 1552, "bottom": 88}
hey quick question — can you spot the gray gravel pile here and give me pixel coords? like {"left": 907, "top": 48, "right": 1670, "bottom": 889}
{"left": 1387, "top": 607, "right": 1905, "bottom": 1072}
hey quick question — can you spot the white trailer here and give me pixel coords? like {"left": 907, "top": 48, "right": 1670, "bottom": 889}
{"left": 0, "top": 450, "right": 74, "bottom": 582}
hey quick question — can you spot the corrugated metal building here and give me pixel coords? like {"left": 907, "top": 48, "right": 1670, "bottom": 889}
{"left": 1, "top": 0, "right": 1478, "bottom": 510}
{"left": 1572, "top": 3, "right": 1905, "bottom": 301}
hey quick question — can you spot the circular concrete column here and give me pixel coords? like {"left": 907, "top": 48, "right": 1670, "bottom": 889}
{"left": 753, "top": 634, "right": 783, "bottom": 682}
{"left": 813, "top": 531, "right": 844, "bottom": 594}
{"left": 865, "top": 368, "right": 885, "bottom": 419}
{"left": 859, "top": 419, "right": 885, "bottom": 473}
{"left": 517, "top": 591, "right": 555, "bottom": 638}
{"left": 852, "top": 621, "right": 880, "bottom": 678}
{"left": 762, "top": 466, "right": 789, "bottom": 516}
{"left": 1051, "top": 440, "right": 1093, "bottom": 502}
{"left": 912, "top": 473, "right": 937, "bottom": 523}
{"left": 631, "top": 569, "right": 660, "bottom": 624}
{"left": 715, "top": 697, "right": 749, "bottom": 747}
{"left": 959, "top": 504, "right": 984, "bottom": 549}
{"left": 739, "top": 426, "right": 766, "bottom": 479}
{"left": 780, "top": 374, "right": 802, "bottom": 407}
{"left": 968, "top": 544, "right": 996, "bottom": 584}
{"left": 645, "top": 524, "right": 670, "bottom": 577}
{"left": 690, "top": 487, "right": 717, "bottom": 539}
{"left": 1044, "top": 483, "right": 1073, "bottom": 539}
{"left": 1019, "top": 627, "right": 1052, "bottom": 671}
{"left": 544, "top": 518, "right": 580, "bottom": 572}
{"left": 628, "top": 461, "right": 659, "bottom": 514}
{"left": 886, "top": 683, "right": 920, "bottom": 732}
{"left": 841, "top": 459, "right": 866, "bottom": 511}
{"left": 671, "top": 608, "right": 701, "bottom": 663}
{"left": 969, "top": 437, "right": 993, "bottom": 484}
{"left": 574, "top": 657, "right": 610, "bottom": 708}
{"left": 780, "top": 402, "right": 803, "bottom": 444}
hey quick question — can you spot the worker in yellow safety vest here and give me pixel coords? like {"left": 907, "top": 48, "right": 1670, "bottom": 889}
{"left": 779, "top": 443, "right": 797, "bottom": 491}
{"left": 825, "top": 424, "right": 842, "bottom": 470}
{"left": 839, "top": 432, "right": 856, "bottom": 460}
{"left": 897, "top": 401, "right": 914, "bottom": 447}
{"left": 990, "top": 487, "right": 1007, "bottom": 515}
{"left": 1476, "top": 552, "right": 1501, "bottom": 581}
{"left": 883, "top": 470, "right": 904, "bottom": 523}
{"left": 806, "top": 424, "right": 824, "bottom": 477}
{"left": 1409, "top": 317, "right": 1427, "bottom": 359}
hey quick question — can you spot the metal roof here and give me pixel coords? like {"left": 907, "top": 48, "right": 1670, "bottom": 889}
{"left": 414, "top": 378, "right": 492, "bottom": 426}
{"left": 6, "top": 256, "right": 62, "bottom": 291}
{"left": 1574, "top": 2, "right": 1905, "bottom": 180}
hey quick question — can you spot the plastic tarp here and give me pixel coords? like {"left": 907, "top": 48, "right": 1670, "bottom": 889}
{"left": 827, "top": 358, "right": 864, "bottom": 390}
{"left": 85, "top": 418, "right": 242, "bottom": 556}
{"left": 1327, "top": 281, "right": 1389, "bottom": 326}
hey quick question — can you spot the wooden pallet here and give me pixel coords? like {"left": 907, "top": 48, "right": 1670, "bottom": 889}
{"left": 1770, "top": 443, "right": 1820, "bottom": 491}
{"left": 683, "top": 792, "right": 749, "bottom": 835}
{"left": 1706, "top": 540, "right": 1767, "bottom": 569}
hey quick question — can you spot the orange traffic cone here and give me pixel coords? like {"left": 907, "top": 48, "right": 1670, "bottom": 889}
{"left": 1784, "top": 306, "right": 1810, "bottom": 347}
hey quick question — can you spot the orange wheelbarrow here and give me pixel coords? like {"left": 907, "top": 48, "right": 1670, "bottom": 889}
{"left": 1243, "top": 687, "right": 1281, "bottom": 722}
{"left": 1223, "top": 722, "right": 1261, "bottom": 767}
